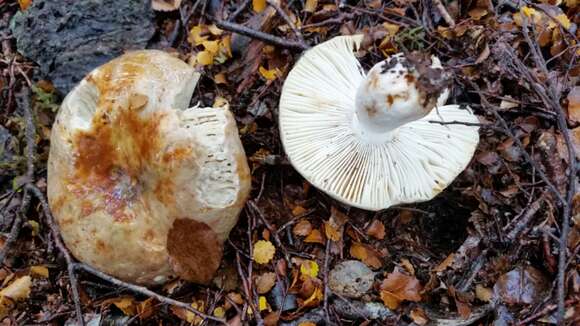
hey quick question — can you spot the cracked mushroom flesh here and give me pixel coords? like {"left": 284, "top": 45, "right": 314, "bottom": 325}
{"left": 47, "top": 50, "right": 251, "bottom": 285}
{"left": 279, "top": 35, "right": 480, "bottom": 211}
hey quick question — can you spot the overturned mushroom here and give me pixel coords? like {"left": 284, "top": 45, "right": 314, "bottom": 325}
{"left": 47, "top": 50, "right": 251, "bottom": 285}
{"left": 279, "top": 35, "right": 479, "bottom": 211}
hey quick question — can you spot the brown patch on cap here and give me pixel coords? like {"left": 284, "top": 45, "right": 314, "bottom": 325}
{"left": 402, "top": 52, "right": 450, "bottom": 111}
{"left": 167, "top": 219, "right": 223, "bottom": 284}
{"left": 366, "top": 70, "right": 381, "bottom": 90}
{"left": 386, "top": 95, "right": 394, "bottom": 106}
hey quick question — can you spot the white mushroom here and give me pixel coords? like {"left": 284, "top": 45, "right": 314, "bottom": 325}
{"left": 47, "top": 50, "right": 251, "bottom": 285}
{"left": 279, "top": 35, "right": 479, "bottom": 211}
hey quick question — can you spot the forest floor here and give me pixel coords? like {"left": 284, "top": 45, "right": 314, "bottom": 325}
{"left": 0, "top": 0, "right": 578, "bottom": 325}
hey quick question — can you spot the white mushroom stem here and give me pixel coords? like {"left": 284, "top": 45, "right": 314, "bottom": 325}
{"left": 353, "top": 54, "right": 450, "bottom": 143}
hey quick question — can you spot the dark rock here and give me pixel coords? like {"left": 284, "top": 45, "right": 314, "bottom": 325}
{"left": 270, "top": 280, "right": 297, "bottom": 312}
{"left": 11, "top": 0, "right": 155, "bottom": 94}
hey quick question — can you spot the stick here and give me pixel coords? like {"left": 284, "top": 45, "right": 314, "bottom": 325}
{"left": 432, "top": 0, "right": 456, "bottom": 27}
{"left": 214, "top": 19, "right": 308, "bottom": 50}
{"left": 266, "top": 0, "right": 306, "bottom": 47}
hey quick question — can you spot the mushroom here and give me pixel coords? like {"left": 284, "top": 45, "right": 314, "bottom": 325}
{"left": 279, "top": 35, "right": 479, "bottom": 211}
{"left": 47, "top": 50, "right": 251, "bottom": 285}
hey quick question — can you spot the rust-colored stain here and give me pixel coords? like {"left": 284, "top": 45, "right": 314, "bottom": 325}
{"left": 154, "top": 177, "right": 175, "bottom": 206}
{"left": 65, "top": 52, "right": 182, "bottom": 222}
{"left": 366, "top": 103, "right": 378, "bottom": 117}
{"left": 404, "top": 74, "right": 416, "bottom": 84}
{"left": 96, "top": 239, "right": 107, "bottom": 252}
{"left": 387, "top": 95, "right": 394, "bottom": 106}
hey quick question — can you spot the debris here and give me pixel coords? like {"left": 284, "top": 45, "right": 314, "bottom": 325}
{"left": 329, "top": 260, "right": 375, "bottom": 298}
{"left": 493, "top": 266, "right": 549, "bottom": 305}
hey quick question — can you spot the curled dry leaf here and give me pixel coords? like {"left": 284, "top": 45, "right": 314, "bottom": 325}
{"left": 410, "top": 307, "right": 429, "bottom": 325}
{"left": 293, "top": 219, "right": 313, "bottom": 236}
{"left": 151, "top": 0, "right": 182, "bottom": 11}
{"left": 253, "top": 240, "right": 276, "bottom": 264}
{"left": 366, "top": 219, "right": 386, "bottom": 240}
{"left": 350, "top": 242, "right": 383, "bottom": 269}
{"left": 434, "top": 253, "right": 455, "bottom": 272}
{"left": 304, "top": 229, "right": 325, "bottom": 244}
{"left": 29, "top": 265, "right": 49, "bottom": 278}
{"left": 567, "top": 86, "right": 580, "bottom": 124}
{"left": 256, "top": 272, "right": 277, "bottom": 294}
{"left": 0, "top": 276, "right": 32, "bottom": 318}
{"left": 379, "top": 270, "right": 422, "bottom": 309}
{"left": 493, "top": 266, "right": 549, "bottom": 305}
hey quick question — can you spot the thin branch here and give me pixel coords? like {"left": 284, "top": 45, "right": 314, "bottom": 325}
{"left": 266, "top": 0, "right": 306, "bottom": 47}
{"left": 432, "top": 0, "right": 456, "bottom": 27}
{"left": 74, "top": 263, "right": 226, "bottom": 324}
{"left": 213, "top": 19, "right": 308, "bottom": 50}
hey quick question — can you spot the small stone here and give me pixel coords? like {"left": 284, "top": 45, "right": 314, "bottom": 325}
{"left": 329, "top": 260, "right": 375, "bottom": 298}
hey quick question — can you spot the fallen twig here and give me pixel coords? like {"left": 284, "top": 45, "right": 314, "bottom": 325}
{"left": 505, "top": 194, "right": 546, "bottom": 241}
{"left": 266, "top": 0, "right": 306, "bottom": 47}
{"left": 213, "top": 19, "right": 308, "bottom": 50}
{"left": 431, "top": 0, "right": 456, "bottom": 27}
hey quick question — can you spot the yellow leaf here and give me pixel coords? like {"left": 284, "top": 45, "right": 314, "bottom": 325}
{"left": 299, "top": 322, "right": 317, "bottom": 326}
{"left": 196, "top": 51, "right": 214, "bottom": 66}
{"left": 475, "top": 284, "right": 493, "bottom": 302}
{"left": 253, "top": 240, "right": 276, "bottom": 264}
{"left": 259, "top": 66, "right": 281, "bottom": 81}
{"left": 18, "top": 0, "right": 31, "bottom": 11}
{"left": 0, "top": 276, "right": 31, "bottom": 301}
{"left": 27, "top": 220, "right": 39, "bottom": 236}
{"left": 302, "top": 287, "right": 323, "bottom": 308}
{"left": 383, "top": 23, "right": 400, "bottom": 36}
{"left": 29, "top": 265, "right": 49, "bottom": 278}
{"left": 304, "top": 0, "right": 318, "bottom": 12}
{"left": 113, "top": 297, "right": 136, "bottom": 316}
{"left": 213, "top": 306, "right": 226, "bottom": 317}
{"left": 521, "top": 6, "right": 536, "bottom": 18}
{"left": 220, "top": 35, "right": 233, "bottom": 58}
{"left": 300, "top": 260, "right": 319, "bottom": 278}
{"left": 188, "top": 25, "right": 209, "bottom": 45}
{"left": 554, "top": 14, "right": 571, "bottom": 29}
{"left": 202, "top": 40, "right": 220, "bottom": 54}
{"left": 253, "top": 0, "right": 267, "bottom": 12}
{"left": 258, "top": 296, "right": 269, "bottom": 311}
{"left": 208, "top": 24, "right": 223, "bottom": 36}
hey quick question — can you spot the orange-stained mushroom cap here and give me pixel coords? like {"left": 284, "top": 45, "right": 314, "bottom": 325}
{"left": 47, "top": 50, "right": 251, "bottom": 285}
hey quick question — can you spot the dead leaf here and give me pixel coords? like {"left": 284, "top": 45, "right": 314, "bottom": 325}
{"left": 350, "top": 242, "right": 383, "bottom": 269}
{"left": 18, "top": 0, "right": 31, "bottom": 11}
{"left": 253, "top": 240, "right": 276, "bottom": 264}
{"left": 400, "top": 258, "right": 415, "bottom": 275}
{"left": 567, "top": 86, "right": 580, "bottom": 124}
{"left": 0, "top": 276, "right": 32, "bottom": 318}
{"left": 292, "top": 205, "right": 307, "bottom": 216}
{"left": 434, "top": 254, "right": 455, "bottom": 272}
{"left": 259, "top": 66, "right": 281, "bottom": 81}
{"left": 293, "top": 219, "right": 313, "bottom": 236}
{"left": 493, "top": 266, "right": 549, "bottom": 305}
{"left": 379, "top": 270, "right": 422, "bottom": 309}
{"left": 475, "top": 284, "right": 493, "bottom": 302}
{"left": 455, "top": 298, "right": 472, "bottom": 319}
{"left": 300, "top": 260, "right": 319, "bottom": 278}
{"left": 304, "top": 229, "right": 325, "bottom": 244}
{"left": 366, "top": 219, "right": 386, "bottom": 239}
{"left": 113, "top": 297, "right": 137, "bottom": 316}
{"left": 29, "top": 265, "right": 49, "bottom": 278}
{"left": 256, "top": 272, "right": 277, "bottom": 294}
{"left": 410, "top": 307, "right": 429, "bottom": 325}
{"left": 304, "top": 0, "right": 318, "bottom": 12}
{"left": 152, "top": 0, "right": 182, "bottom": 11}
{"left": 253, "top": 0, "right": 267, "bottom": 13}
{"left": 324, "top": 221, "right": 341, "bottom": 241}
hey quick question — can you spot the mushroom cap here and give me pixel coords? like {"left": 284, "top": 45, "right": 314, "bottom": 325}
{"left": 47, "top": 50, "right": 251, "bottom": 285}
{"left": 279, "top": 35, "right": 479, "bottom": 211}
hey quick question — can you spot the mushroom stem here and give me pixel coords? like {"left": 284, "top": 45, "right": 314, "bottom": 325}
{"left": 352, "top": 54, "right": 450, "bottom": 143}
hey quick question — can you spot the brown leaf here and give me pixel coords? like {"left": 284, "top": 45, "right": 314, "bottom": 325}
{"left": 167, "top": 219, "right": 223, "bottom": 284}
{"left": 455, "top": 298, "right": 472, "bottom": 319}
{"left": 304, "top": 0, "right": 318, "bottom": 12}
{"left": 366, "top": 219, "right": 386, "bottom": 239}
{"left": 493, "top": 266, "right": 549, "bottom": 305}
{"left": 567, "top": 86, "right": 580, "bottom": 124}
{"left": 434, "top": 254, "right": 455, "bottom": 272}
{"left": 379, "top": 270, "right": 422, "bottom": 309}
{"left": 264, "top": 312, "right": 280, "bottom": 326}
{"left": 350, "top": 242, "right": 383, "bottom": 269}
{"left": 324, "top": 221, "right": 341, "bottom": 241}
{"left": 410, "top": 307, "right": 429, "bottom": 325}
{"left": 400, "top": 258, "right": 415, "bottom": 275}
{"left": 256, "top": 272, "right": 277, "bottom": 294}
{"left": 304, "top": 229, "right": 325, "bottom": 244}
{"left": 293, "top": 219, "right": 312, "bottom": 237}
{"left": 475, "top": 284, "right": 493, "bottom": 302}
